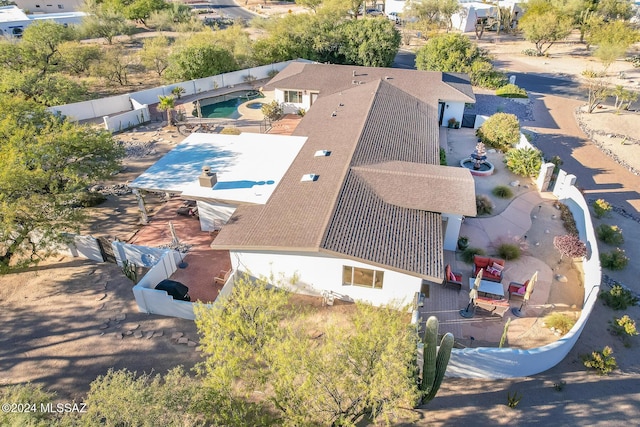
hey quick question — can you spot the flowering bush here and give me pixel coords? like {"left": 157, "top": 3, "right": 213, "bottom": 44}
{"left": 553, "top": 234, "right": 587, "bottom": 259}
{"left": 593, "top": 199, "right": 611, "bottom": 218}
{"left": 610, "top": 315, "right": 638, "bottom": 348}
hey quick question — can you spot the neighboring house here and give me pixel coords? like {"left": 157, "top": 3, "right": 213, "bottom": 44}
{"left": 0, "top": 5, "right": 85, "bottom": 38}
{"left": 14, "top": 0, "right": 84, "bottom": 13}
{"left": 208, "top": 63, "right": 477, "bottom": 307}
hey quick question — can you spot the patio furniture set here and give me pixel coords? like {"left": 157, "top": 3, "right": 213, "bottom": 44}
{"left": 447, "top": 255, "right": 531, "bottom": 318}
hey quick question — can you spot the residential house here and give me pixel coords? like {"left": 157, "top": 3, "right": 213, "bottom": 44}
{"left": 209, "top": 63, "right": 477, "bottom": 307}
{"left": 0, "top": 5, "right": 85, "bottom": 38}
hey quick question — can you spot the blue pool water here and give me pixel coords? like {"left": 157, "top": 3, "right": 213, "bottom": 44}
{"left": 197, "top": 90, "right": 263, "bottom": 119}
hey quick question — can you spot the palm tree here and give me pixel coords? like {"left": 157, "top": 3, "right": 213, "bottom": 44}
{"left": 157, "top": 95, "right": 175, "bottom": 126}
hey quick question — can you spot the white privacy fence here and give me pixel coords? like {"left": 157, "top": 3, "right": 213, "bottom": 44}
{"left": 447, "top": 170, "right": 601, "bottom": 378}
{"left": 49, "top": 60, "right": 306, "bottom": 130}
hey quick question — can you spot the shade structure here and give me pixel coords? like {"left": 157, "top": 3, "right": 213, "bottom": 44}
{"left": 513, "top": 270, "right": 537, "bottom": 317}
{"left": 460, "top": 268, "right": 483, "bottom": 318}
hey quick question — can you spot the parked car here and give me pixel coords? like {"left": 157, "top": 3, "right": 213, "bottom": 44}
{"left": 366, "top": 8, "right": 383, "bottom": 16}
{"left": 387, "top": 12, "right": 401, "bottom": 24}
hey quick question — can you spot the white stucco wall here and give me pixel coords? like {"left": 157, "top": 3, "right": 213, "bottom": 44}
{"left": 230, "top": 250, "right": 422, "bottom": 307}
{"left": 441, "top": 101, "right": 465, "bottom": 127}
{"left": 442, "top": 214, "right": 463, "bottom": 251}
{"left": 274, "top": 89, "right": 311, "bottom": 114}
{"left": 196, "top": 200, "right": 236, "bottom": 232}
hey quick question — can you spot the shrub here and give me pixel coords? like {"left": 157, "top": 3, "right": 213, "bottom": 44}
{"left": 583, "top": 346, "right": 617, "bottom": 375}
{"left": 558, "top": 203, "right": 578, "bottom": 235}
{"left": 544, "top": 312, "right": 577, "bottom": 334}
{"left": 522, "top": 48, "right": 543, "bottom": 57}
{"left": 492, "top": 185, "right": 513, "bottom": 198}
{"left": 600, "top": 248, "right": 629, "bottom": 270}
{"left": 610, "top": 315, "right": 638, "bottom": 347}
{"left": 506, "top": 391, "right": 522, "bottom": 408}
{"left": 496, "top": 83, "right": 528, "bottom": 98}
{"left": 599, "top": 285, "right": 639, "bottom": 310}
{"left": 596, "top": 224, "right": 624, "bottom": 245}
{"left": 593, "top": 199, "right": 611, "bottom": 218}
{"left": 497, "top": 243, "right": 521, "bottom": 260}
{"left": 261, "top": 100, "right": 283, "bottom": 121}
{"left": 439, "top": 148, "right": 447, "bottom": 166}
{"left": 220, "top": 126, "right": 241, "bottom": 135}
{"left": 461, "top": 247, "right": 486, "bottom": 264}
{"left": 504, "top": 147, "right": 543, "bottom": 177}
{"left": 553, "top": 381, "right": 566, "bottom": 391}
{"left": 0, "top": 383, "right": 56, "bottom": 426}
{"left": 76, "top": 190, "right": 107, "bottom": 207}
{"left": 553, "top": 234, "right": 587, "bottom": 259}
{"left": 476, "top": 195, "right": 493, "bottom": 215}
{"left": 470, "top": 60, "right": 508, "bottom": 88}
{"left": 476, "top": 113, "right": 520, "bottom": 152}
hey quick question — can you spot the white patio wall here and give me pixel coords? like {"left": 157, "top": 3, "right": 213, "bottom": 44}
{"left": 48, "top": 60, "right": 307, "bottom": 122}
{"left": 447, "top": 171, "right": 601, "bottom": 378}
{"left": 103, "top": 106, "right": 150, "bottom": 133}
{"left": 230, "top": 250, "right": 422, "bottom": 308}
{"left": 62, "top": 234, "right": 104, "bottom": 262}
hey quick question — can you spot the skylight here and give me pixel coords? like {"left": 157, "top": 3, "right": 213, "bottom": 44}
{"left": 301, "top": 174, "right": 319, "bottom": 182}
{"left": 314, "top": 150, "right": 331, "bottom": 157}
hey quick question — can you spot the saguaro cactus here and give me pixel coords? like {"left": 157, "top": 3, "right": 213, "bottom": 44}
{"left": 420, "top": 316, "right": 454, "bottom": 403}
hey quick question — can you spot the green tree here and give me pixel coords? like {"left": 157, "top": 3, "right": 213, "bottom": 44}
{"left": 268, "top": 304, "right": 420, "bottom": 425}
{"left": 416, "top": 33, "right": 504, "bottom": 87}
{"left": 519, "top": 0, "right": 572, "bottom": 55}
{"left": 58, "top": 41, "right": 101, "bottom": 75}
{"left": 416, "top": 33, "right": 484, "bottom": 71}
{"left": 124, "top": 0, "right": 169, "bottom": 25}
{"left": 140, "top": 35, "right": 170, "bottom": 76}
{"left": 476, "top": 112, "right": 520, "bottom": 151}
{"left": 296, "top": 0, "right": 323, "bottom": 12}
{"left": 80, "top": 1, "right": 135, "bottom": 44}
{"left": 596, "top": 0, "right": 634, "bottom": 20}
{"left": 92, "top": 46, "right": 134, "bottom": 85}
{"left": 194, "top": 273, "right": 291, "bottom": 390}
{"left": 611, "top": 85, "right": 638, "bottom": 111}
{"left": 504, "top": 147, "right": 544, "bottom": 177}
{"left": 20, "top": 21, "right": 76, "bottom": 76}
{"left": 0, "top": 68, "right": 89, "bottom": 106}
{"left": 157, "top": 95, "right": 175, "bottom": 125}
{"left": 0, "top": 95, "right": 124, "bottom": 271}
{"left": 588, "top": 20, "right": 639, "bottom": 69}
{"left": 338, "top": 18, "right": 400, "bottom": 67}
{"left": 165, "top": 44, "right": 238, "bottom": 81}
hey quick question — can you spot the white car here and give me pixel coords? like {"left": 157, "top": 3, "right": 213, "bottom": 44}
{"left": 387, "top": 12, "right": 401, "bottom": 24}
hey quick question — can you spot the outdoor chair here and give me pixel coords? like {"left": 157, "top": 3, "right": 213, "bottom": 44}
{"left": 214, "top": 269, "right": 231, "bottom": 285}
{"left": 444, "top": 264, "right": 463, "bottom": 291}
{"left": 508, "top": 280, "right": 530, "bottom": 301}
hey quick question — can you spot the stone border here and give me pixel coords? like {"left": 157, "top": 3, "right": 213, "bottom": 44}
{"left": 574, "top": 107, "right": 640, "bottom": 176}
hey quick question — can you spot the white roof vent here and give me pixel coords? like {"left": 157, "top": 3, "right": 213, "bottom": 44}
{"left": 301, "top": 173, "right": 319, "bottom": 182}
{"left": 331, "top": 111, "right": 337, "bottom": 117}
{"left": 314, "top": 150, "right": 331, "bottom": 157}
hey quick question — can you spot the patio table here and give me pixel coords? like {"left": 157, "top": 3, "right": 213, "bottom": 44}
{"left": 468, "top": 278, "right": 505, "bottom": 299}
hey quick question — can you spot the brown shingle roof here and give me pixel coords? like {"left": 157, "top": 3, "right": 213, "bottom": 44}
{"left": 352, "top": 161, "right": 477, "bottom": 216}
{"left": 264, "top": 63, "right": 475, "bottom": 106}
{"left": 214, "top": 64, "right": 476, "bottom": 280}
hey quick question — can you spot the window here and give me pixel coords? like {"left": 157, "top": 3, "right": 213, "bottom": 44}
{"left": 342, "top": 266, "right": 384, "bottom": 289}
{"left": 58, "top": 4, "right": 64, "bottom": 8}
{"left": 284, "top": 90, "right": 303, "bottom": 103}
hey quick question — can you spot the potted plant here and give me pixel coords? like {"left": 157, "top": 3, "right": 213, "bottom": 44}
{"left": 454, "top": 120, "right": 460, "bottom": 129}
{"left": 447, "top": 117, "right": 456, "bottom": 128}
{"left": 457, "top": 236, "right": 469, "bottom": 251}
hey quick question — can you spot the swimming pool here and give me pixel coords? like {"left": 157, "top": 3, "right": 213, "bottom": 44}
{"left": 195, "top": 90, "right": 263, "bottom": 119}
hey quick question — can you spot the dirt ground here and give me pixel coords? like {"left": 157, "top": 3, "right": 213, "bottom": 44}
{"left": 1, "top": 29, "right": 640, "bottom": 423}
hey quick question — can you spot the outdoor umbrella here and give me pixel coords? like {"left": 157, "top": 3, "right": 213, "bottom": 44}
{"left": 512, "top": 271, "right": 537, "bottom": 317}
{"left": 460, "top": 268, "right": 483, "bottom": 318}
{"left": 169, "top": 221, "right": 188, "bottom": 268}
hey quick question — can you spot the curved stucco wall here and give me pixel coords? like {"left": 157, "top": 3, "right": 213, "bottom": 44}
{"left": 447, "top": 179, "right": 601, "bottom": 378}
